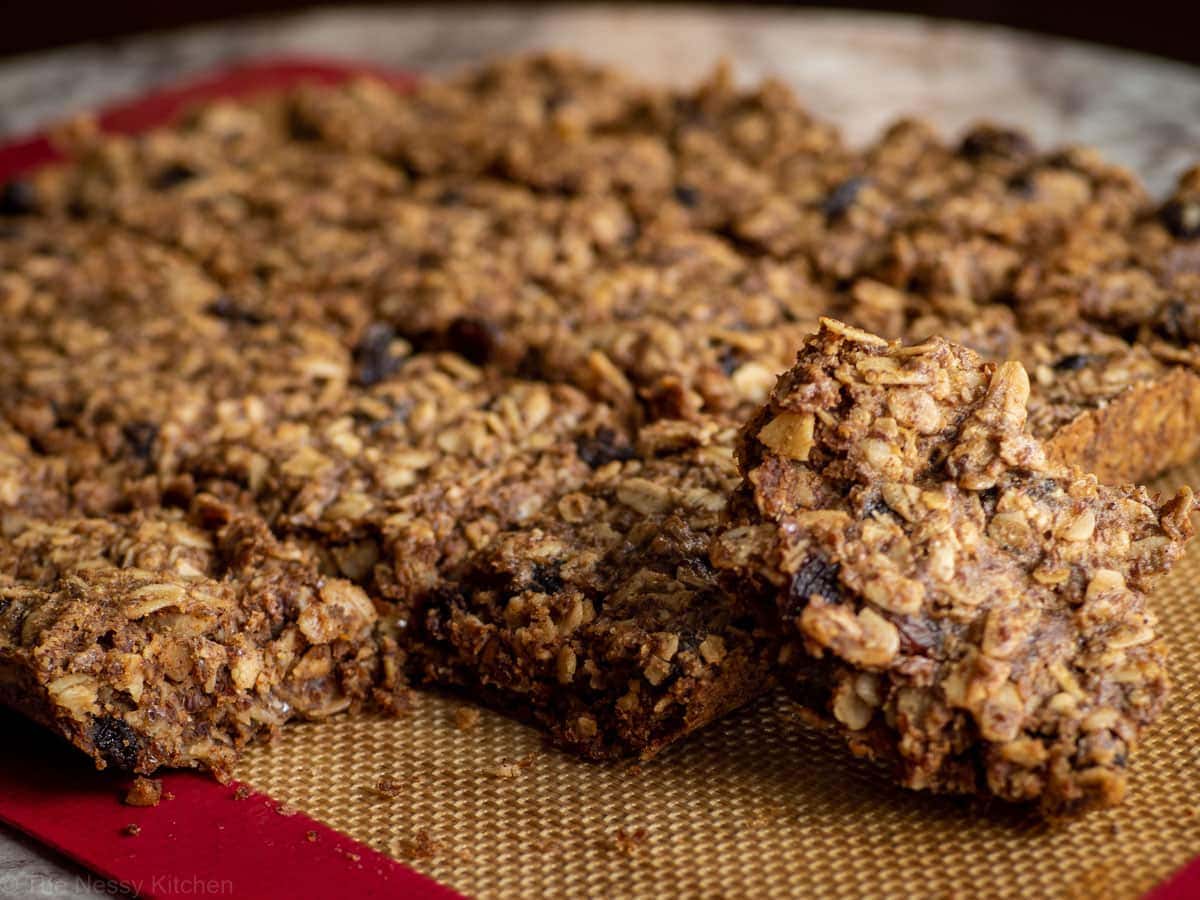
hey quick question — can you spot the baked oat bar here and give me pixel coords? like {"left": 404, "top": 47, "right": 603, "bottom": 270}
{"left": 904, "top": 303, "right": 1200, "bottom": 485}
{"left": 412, "top": 417, "right": 773, "bottom": 760}
{"left": 176, "top": 350, "right": 625, "bottom": 637}
{"left": 712, "top": 319, "right": 1195, "bottom": 815}
{"left": 3, "top": 53, "right": 1200, "bottom": 775}
{"left": 174, "top": 349, "right": 772, "bottom": 757}
{"left": 12, "top": 54, "right": 1200, "bottom": 477}
{"left": 1007, "top": 166, "right": 1200, "bottom": 352}
{"left": 0, "top": 501, "right": 377, "bottom": 776}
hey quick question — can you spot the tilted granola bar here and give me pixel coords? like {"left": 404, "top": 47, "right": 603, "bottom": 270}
{"left": 411, "top": 417, "right": 773, "bottom": 760}
{"left": 0, "top": 501, "right": 377, "bottom": 776}
{"left": 712, "top": 319, "right": 1195, "bottom": 814}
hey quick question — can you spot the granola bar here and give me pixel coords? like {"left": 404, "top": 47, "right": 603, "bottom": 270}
{"left": 411, "top": 417, "right": 773, "bottom": 760}
{"left": 14, "top": 55, "right": 1198, "bottom": 475}
{"left": 2, "top": 53, "right": 1200, "bottom": 777}
{"left": 176, "top": 350, "right": 625, "bottom": 631}
{"left": 712, "top": 319, "right": 1195, "bottom": 814}
{"left": 0, "top": 501, "right": 377, "bottom": 776}
{"left": 904, "top": 304, "right": 1200, "bottom": 485}
{"left": 176, "top": 352, "right": 776, "bottom": 752}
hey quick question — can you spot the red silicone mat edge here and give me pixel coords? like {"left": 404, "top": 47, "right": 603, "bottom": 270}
{"left": 0, "top": 55, "right": 416, "bottom": 179}
{"left": 0, "top": 711, "right": 459, "bottom": 900}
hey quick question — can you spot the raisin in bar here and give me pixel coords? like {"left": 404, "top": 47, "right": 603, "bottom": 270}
{"left": 413, "top": 417, "right": 773, "bottom": 760}
{"left": 712, "top": 319, "right": 1195, "bottom": 815}
{"left": 0, "top": 502, "right": 377, "bottom": 777}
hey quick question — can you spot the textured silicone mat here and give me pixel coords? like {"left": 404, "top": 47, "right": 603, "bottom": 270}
{"left": 235, "top": 467, "right": 1200, "bottom": 900}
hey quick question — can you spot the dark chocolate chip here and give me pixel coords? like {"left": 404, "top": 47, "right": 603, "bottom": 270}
{"left": 286, "top": 106, "right": 322, "bottom": 141}
{"left": 515, "top": 347, "right": 547, "bottom": 381}
{"left": 575, "top": 426, "right": 635, "bottom": 469}
{"left": 204, "top": 295, "right": 266, "bottom": 326}
{"left": 958, "top": 126, "right": 1035, "bottom": 162}
{"left": 718, "top": 347, "right": 741, "bottom": 376}
{"left": 1118, "top": 324, "right": 1143, "bottom": 344}
{"left": 0, "top": 180, "right": 38, "bottom": 216}
{"left": 822, "top": 177, "right": 868, "bottom": 221}
{"left": 1006, "top": 171, "right": 1037, "bottom": 198}
{"left": 529, "top": 563, "right": 565, "bottom": 595}
{"left": 446, "top": 316, "right": 498, "bottom": 365}
{"left": 354, "top": 323, "right": 405, "bottom": 387}
{"left": 436, "top": 187, "right": 465, "bottom": 207}
{"left": 1161, "top": 199, "right": 1200, "bottom": 240}
{"left": 1155, "top": 299, "right": 1191, "bottom": 343}
{"left": 1052, "top": 353, "right": 1092, "bottom": 372}
{"left": 673, "top": 185, "right": 701, "bottom": 208}
{"left": 91, "top": 716, "right": 142, "bottom": 770}
{"left": 121, "top": 421, "right": 158, "bottom": 461}
{"left": 785, "top": 555, "right": 842, "bottom": 618}
{"left": 152, "top": 163, "right": 198, "bottom": 190}
{"left": 785, "top": 656, "right": 837, "bottom": 712}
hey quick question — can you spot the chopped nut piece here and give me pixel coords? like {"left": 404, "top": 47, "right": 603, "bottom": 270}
{"left": 757, "top": 412, "right": 816, "bottom": 462}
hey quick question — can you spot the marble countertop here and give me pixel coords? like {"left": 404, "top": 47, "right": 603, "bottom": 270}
{"left": 2, "top": 4, "right": 1200, "bottom": 195}
{"left": 1, "top": 5, "right": 1199, "bottom": 896}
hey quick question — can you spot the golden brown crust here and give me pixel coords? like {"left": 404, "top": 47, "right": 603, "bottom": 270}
{"left": 1045, "top": 366, "right": 1200, "bottom": 485}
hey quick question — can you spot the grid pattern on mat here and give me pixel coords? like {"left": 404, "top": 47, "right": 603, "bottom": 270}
{"left": 236, "top": 465, "right": 1200, "bottom": 900}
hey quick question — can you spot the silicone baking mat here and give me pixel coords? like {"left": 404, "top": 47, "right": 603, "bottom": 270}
{"left": 237, "top": 463, "right": 1200, "bottom": 899}
{"left": 0, "top": 57, "right": 1198, "bottom": 899}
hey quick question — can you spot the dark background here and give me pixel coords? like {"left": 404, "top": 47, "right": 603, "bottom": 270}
{"left": 0, "top": 2, "right": 1197, "bottom": 66}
